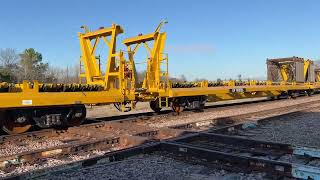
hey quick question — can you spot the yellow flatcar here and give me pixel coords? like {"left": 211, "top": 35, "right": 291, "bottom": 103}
{"left": 0, "top": 24, "right": 135, "bottom": 134}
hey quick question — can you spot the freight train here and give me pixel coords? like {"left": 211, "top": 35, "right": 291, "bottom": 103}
{"left": 0, "top": 21, "right": 319, "bottom": 134}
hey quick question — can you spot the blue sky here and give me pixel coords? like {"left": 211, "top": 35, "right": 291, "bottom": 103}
{"left": 0, "top": 0, "right": 320, "bottom": 80}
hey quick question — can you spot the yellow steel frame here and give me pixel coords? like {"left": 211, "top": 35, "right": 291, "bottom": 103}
{"left": 303, "top": 60, "right": 311, "bottom": 79}
{"left": 78, "top": 24, "right": 136, "bottom": 106}
{"left": 123, "top": 21, "right": 169, "bottom": 93}
{"left": 79, "top": 24, "right": 122, "bottom": 87}
{"left": 279, "top": 64, "right": 290, "bottom": 82}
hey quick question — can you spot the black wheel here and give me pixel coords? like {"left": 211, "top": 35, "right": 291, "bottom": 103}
{"left": 150, "top": 100, "right": 162, "bottom": 113}
{"left": 171, "top": 99, "right": 184, "bottom": 114}
{"left": 66, "top": 105, "right": 86, "bottom": 126}
{"left": 2, "top": 110, "right": 32, "bottom": 134}
{"left": 306, "top": 90, "right": 313, "bottom": 96}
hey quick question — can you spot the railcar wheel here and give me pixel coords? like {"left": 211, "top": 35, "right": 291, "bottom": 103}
{"left": 150, "top": 100, "right": 162, "bottom": 113}
{"left": 2, "top": 123, "right": 32, "bottom": 134}
{"left": 171, "top": 99, "right": 184, "bottom": 114}
{"left": 2, "top": 111, "right": 32, "bottom": 134}
{"left": 67, "top": 105, "right": 86, "bottom": 126}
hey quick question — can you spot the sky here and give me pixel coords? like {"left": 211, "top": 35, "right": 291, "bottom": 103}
{"left": 0, "top": 0, "right": 320, "bottom": 80}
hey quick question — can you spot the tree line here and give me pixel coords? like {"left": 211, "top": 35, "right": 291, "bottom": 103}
{"left": 0, "top": 48, "right": 193, "bottom": 84}
{"left": 0, "top": 48, "right": 79, "bottom": 83}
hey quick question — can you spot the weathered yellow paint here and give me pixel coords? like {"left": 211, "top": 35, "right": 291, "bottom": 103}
{"left": 304, "top": 60, "right": 311, "bottom": 78}
{"left": 280, "top": 64, "right": 289, "bottom": 82}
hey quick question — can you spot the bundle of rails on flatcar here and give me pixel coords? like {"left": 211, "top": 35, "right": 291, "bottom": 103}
{"left": 1, "top": 21, "right": 320, "bottom": 134}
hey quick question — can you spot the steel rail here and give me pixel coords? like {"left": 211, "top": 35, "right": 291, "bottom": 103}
{"left": 161, "top": 132, "right": 320, "bottom": 179}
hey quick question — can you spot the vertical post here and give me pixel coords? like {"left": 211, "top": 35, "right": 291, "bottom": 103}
{"left": 79, "top": 57, "right": 82, "bottom": 84}
{"left": 98, "top": 55, "right": 101, "bottom": 73}
{"left": 166, "top": 97, "right": 168, "bottom": 108}
{"left": 158, "top": 97, "right": 162, "bottom": 108}
{"left": 166, "top": 54, "right": 169, "bottom": 90}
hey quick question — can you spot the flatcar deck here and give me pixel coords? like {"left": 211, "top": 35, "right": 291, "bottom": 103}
{"left": 167, "top": 84, "right": 319, "bottom": 98}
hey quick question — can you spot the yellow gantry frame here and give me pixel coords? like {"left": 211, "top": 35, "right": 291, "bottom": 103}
{"left": 78, "top": 24, "right": 136, "bottom": 109}
{"left": 79, "top": 24, "right": 124, "bottom": 90}
{"left": 123, "top": 21, "right": 168, "bottom": 93}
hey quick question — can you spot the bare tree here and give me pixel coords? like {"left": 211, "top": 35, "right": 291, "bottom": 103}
{"left": 194, "top": 78, "right": 207, "bottom": 82}
{"left": 179, "top": 74, "right": 187, "bottom": 82}
{"left": 0, "top": 48, "right": 19, "bottom": 82}
{"left": 314, "top": 60, "right": 320, "bottom": 69}
{"left": 0, "top": 48, "right": 19, "bottom": 67}
{"left": 216, "top": 78, "right": 223, "bottom": 83}
{"left": 135, "top": 70, "right": 146, "bottom": 83}
{"left": 48, "top": 64, "right": 80, "bottom": 84}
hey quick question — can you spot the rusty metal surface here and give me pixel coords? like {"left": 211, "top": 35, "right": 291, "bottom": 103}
{"left": 267, "top": 56, "right": 305, "bottom": 82}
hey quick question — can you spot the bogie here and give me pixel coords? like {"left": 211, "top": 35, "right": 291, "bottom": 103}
{"left": 1, "top": 105, "right": 86, "bottom": 134}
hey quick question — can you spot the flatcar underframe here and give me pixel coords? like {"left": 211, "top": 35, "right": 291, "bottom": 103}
{"left": 146, "top": 83, "right": 319, "bottom": 113}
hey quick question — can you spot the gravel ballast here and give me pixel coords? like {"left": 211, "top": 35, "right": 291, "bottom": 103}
{"left": 239, "top": 108, "right": 320, "bottom": 148}
{"left": 147, "top": 96, "right": 320, "bottom": 128}
{"left": 36, "top": 153, "right": 267, "bottom": 180}
{"left": 0, "top": 139, "right": 65, "bottom": 157}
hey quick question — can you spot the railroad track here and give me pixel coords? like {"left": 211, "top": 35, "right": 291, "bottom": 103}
{"left": 2, "top": 98, "right": 320, "bottom": 179}
{"left": 162, "top": 132, "right": 320, "bottom": 179}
